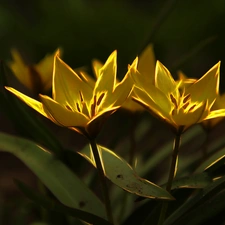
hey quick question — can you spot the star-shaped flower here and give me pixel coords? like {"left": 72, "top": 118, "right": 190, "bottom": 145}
{"left": 6, "top": 51, "right": 134, "bottom": 138}
{"left": 131, "top": 58, "right": 225, "bottom": 133}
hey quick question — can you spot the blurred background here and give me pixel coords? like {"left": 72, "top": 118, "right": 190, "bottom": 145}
{"left": 1, "top": 0, "right": 225, "bottom": 224}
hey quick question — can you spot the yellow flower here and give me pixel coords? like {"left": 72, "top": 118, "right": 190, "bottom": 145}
{"left": 8, "top": 49, "right": 60, "bottom": 93}
{"left": 6, "top": 51, "right": 133, "bottom": 138}
{"left": 131, "top": 59, "right": 225, "bottom": 133}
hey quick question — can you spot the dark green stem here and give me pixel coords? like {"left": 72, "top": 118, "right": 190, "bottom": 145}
{"left": 89, "top": 139, "right": 114, "bottom": 224}
{"left": 157, "top": 130, "right": 182, "bottom": 225}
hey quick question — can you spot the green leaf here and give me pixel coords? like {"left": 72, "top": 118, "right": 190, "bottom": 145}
{"left": 79, "top": 145, "right": 173, "bottom": 200}
{"left": 165, "top": 172, "right": 212, "bottom": 190}
{"left": 15, "top": 180, "right": 112, "bottom": 225}
{"left": 166, "top": 188, "right": 225, "bottom": 225}
{"left": 0, "top": 132, "right": 106, "bottom": 219}
{"left": 195, "top": 146, "right": 225, "bottom": 173}
{"left": 164, "top": 175, "right": 225, "bottom": 225}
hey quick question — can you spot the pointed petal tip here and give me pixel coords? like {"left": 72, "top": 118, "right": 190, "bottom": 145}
{"left": 55, "top": 48, "right": 61, "bottom": 57}
{"left": 109, "top": 50, "right": 117, "bottom": 60}
{"left": 129, "top": 57, "right": 138, "bottom": 70}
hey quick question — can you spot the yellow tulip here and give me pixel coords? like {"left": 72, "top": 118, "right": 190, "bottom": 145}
{"left": 131, "top": 59, "right": 225, "bottom": 133}
{"left": 8, "top": 49, "right": 60, "bottom": 93}
{"left": 6, "top": 50, "right": 133, "bottom": 138}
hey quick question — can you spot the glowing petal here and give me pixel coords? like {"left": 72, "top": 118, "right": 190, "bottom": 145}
{"left": 92, "top": 59, "right": 103, "bottom": 79}
{"left": 187, "top": 62, "right": 220, "bottom": 104}
{"left": 155, "top": 61, "right": 177, "bottom": 97}
{"left": 94, "top": 51, "right": 117, "bottom": 95}
{"left": 9, "top": 49, "right": 31, "bottom": 89}
{"left": 77, "top": 71, "right": 95, "bottom": 88}
{"left": 177, "top": 71, "right": 196, "bottom": 90}
{"left": 205, "top": 109, "right": 225, "bottom": 120}
{"left": 5, "top": 87, "right": 49, "bottom": 118}
{"left": 130, "top": 58, "right": 149, "bottom": 90}
{"left": 172, "top": 102, "right": 206, "bottom": 127}
{"left": 137, "top": 44, "right": 155, "bottom": 87}
{"left": 35, "top": 49, "right": 60, "bottom": 91}
{"left": 40, "top": 95, "right": 89, "bottom": 127}
{"left": 101, "top": 68, "right": 133, "bottom": 109}
{"left": 53, "top": 54, "right": 93, "bottom": 108}
{"left": 133, "top": 86, "right": 171, "bottom": 119}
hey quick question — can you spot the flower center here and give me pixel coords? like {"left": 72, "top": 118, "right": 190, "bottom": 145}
{"left": 170, "top": 93, "right": 197, "bottom": 115}
{"left": 91, "top": 92, "right": 105, "bottom": 117}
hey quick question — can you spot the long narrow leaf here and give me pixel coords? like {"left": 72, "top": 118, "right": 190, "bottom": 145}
{"left": 15, "top": 180, "right": 112, "bottom": 225}
{"left": 0, "top": 132, "right": 106, "bottom": 219}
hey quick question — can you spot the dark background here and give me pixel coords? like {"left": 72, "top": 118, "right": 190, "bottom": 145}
{"left": 1, "top": 0, "right": 225, "bottom": 224}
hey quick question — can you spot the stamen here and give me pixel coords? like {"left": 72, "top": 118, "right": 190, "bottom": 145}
{"left": 79, "top": 91, "right": 84, "bottom": 102}
{"left": 188, "top": 104, "right": 196, "bottom": 112}
{"left": 183, "top": 94, "right": 191, "bottom": 103}
{"left": 170, "top": 94, "right": 178, "bottom": 108}
{"left": 182, "top": 102, "right": 189, "bottom": 110}
{"left": 171, "top": 109, "right": 176, "bottom": 115}
{"left": 66, "top": 105, "right": 72, "bottom": 111}
{"left": 97, "top": 93, "right": 105, "bottom": 106}
{"left": 76, "top": 103, "right": 81, "bottom": 112}
{"left": 91, "top": 95, "right": 97, "bottom": 117}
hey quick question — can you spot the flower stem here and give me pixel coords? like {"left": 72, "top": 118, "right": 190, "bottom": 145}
{"left": 89, "top": 139, "right": 114, "bottom": 224}
{"left": 157, "top": 130, "right": 182, "bottom": 225}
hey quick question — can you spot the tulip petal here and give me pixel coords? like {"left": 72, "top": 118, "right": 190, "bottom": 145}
{"left": 155, "top": 61, "right": 177, "bottom": 97}
{"left": 205, "top": 109, "right": 225, "bottom": 120}
{"left": 92, "top": 59, "right": 103, "bottom": 79}
{"left": 9, "top": 49, "right": 31, "bottom": 89}
{"left": 53, "top": 55, "right": 93, "bottom": 109}
{"left": 94, "top": 51, "right": 117, "bottom": 95}
{"left": 137, "top": 44, "right": 155, "bottom": 87}
{"left": 100, "top": 71, "right": 133, "bottom": 110}
{"left": 40, "top": 95, "right": 89, "bottom": 127}
{"left": 172, "top": 102, "right": 206, "bottom": 127}
{"left": 35, "top": 49, "right": 60, "bottom": 91}
{"left": 177, "top": 71, "right": 196, "bottom": 90}
{"left": 5, "top": 87, "right": 50, "bottom": 118}
{"left": 77, "top": 71, "right": 95, "bottom": 88}
{"left": 133, "top": 86, "right": 171, "bottom": 119}
{"left": 130, "top": 58, "right": 152, "bottom": 92}
{"left": 187, "top": 62, "right": 220, "bottom": 104}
